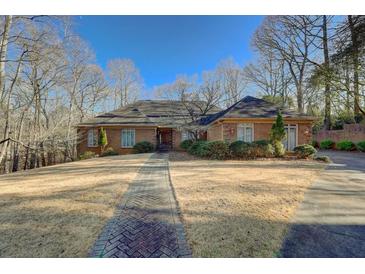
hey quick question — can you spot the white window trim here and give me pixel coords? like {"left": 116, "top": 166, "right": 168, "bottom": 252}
{"left": 87, "top": 129, "right": 98, "bottom": 147}
{"left": 283, "top": 124, "right": 298, "bottom": 151}
{"left": 121, "top": 129, "right": 136, "bottom": 148}
{"left": 237, "top": 123, "right": 254, "bottom": 143}
{"left": 181, "top": 130, "right": 194, "bottom": 141}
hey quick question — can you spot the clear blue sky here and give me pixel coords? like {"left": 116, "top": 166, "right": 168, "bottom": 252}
{"left": 74, "top": 16, "right": 263, "bottom": 96}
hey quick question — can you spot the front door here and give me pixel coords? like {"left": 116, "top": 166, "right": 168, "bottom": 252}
{"left": 157, "top": 128, "right": 173, "bottom": 149}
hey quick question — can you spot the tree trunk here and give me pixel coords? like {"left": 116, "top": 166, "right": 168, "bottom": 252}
{"left": 296, "top": 82, "right": 304, "bottom": 113}
{"left": 23, "top": 144, "right": 30, "bottom": 170}
{"left": 0, "top": 15, "right": 12, "bottom": 100}
{"left": 12, "top": 150, "right": 19, "bottom": 172}
{"left": 40, "top": 142, "right": 46, "bottom": 167}
{"left": 323, "top": 15, "right": 332, "bottom": 130}
{"left": 348, "top": 15, "right": 360, "bottom": 116}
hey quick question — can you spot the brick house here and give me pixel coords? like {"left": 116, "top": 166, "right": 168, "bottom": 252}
{"left": 76, "top": 96, "right": 314, "bottom": 156}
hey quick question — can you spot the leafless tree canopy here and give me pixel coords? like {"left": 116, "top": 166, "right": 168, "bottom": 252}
{"left": 107, "top": 58, "right": 143, "bottom": 108}
{"left": 0, "top": 16, "right": 140, "bottom": 173}
{"left": 1, "top": 15, "right": 365, "bottom": 173}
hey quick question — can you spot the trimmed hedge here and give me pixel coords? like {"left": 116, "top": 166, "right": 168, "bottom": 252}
{"left": 79, "top": 151, "right": 96, "bottom": 160}
{"left": 252, "top": 140, "right": 274, "bottom": 158}
{"left": 188, "top": 140, "right": 230, "bottom": 159}
{"left": 229, "top": 141, "right": 251, "bottom": 159}
{"left": 133, "top": 141, "right": 155, "bottom": 153}
{"left": 100, "top": 147, "right": 119, "bottom": 157}
{"left": 188, "top": 140, "right": 209, "bottom": 157}
{"left": 229, "top": 140, "right": 273, "bottom": 159}
{"left": 320, "top": 139, "right": 335, "bottom": 149}
{"left": 336, "top": 140, "right": 356, "bottom": 151}
{"left": 294, "top": 144, "right": 317, "bottom": 159}
{"left": 180, "top": 139, "right": 194, "bottom": 151}
{"left": 195, "top": 142, "right": 210, "bottom": 158}
{"left": 357, "top": 141, "right": 365, "bottom": 152}
{"left": 206, "top": 141, "right": 230, "bottom": 160}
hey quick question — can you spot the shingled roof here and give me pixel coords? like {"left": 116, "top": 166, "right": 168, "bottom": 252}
{"left": 77, "top": 96, "right": 314, "bottom": 128}
{"left": 77, "top": 100, "right": 222, "bottom": 127}
{"left": 200, "top": 96, "right": 315, "bottom": 125}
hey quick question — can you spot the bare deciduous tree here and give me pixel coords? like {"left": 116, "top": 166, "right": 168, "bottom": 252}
{"left": 253, "top": 16, "right": 318, "bottom": 113}
{"left": 107, "top": 58, "right": 143, "bottom": 108}
{"left": 216, "top": 58, "right": 247, "bottom": 107}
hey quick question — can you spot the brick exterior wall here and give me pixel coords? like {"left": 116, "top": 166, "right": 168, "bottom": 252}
{"left": 222, "top": 123, "right": 237, "bottom": 142}
{"left": 172, "top": 129, "right": 183, "bottom": 150}
{"left": 77, "top": 126, "right": 157, "bottom": 156}
{"left": 206, "top": 120, "right": 313, "bottom": 146}
{"left": 77, "top": 126, "right": 189, "bottom": 156}
{"left": 253, "top": 123, "right": 272, "bottom": 141}
{"left": 207, "top": 123, "right": 223, "bottom": 141}
{"left": 315, "top": 124, "right": 365, "bottom": 143}
{"left": 298, "top": 123, "right": 312, "bottom": 144}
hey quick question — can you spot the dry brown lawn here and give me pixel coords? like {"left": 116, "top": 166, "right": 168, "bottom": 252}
{"left": 168, "top": 152, "right": 326, "bottom": 257}
{"left": 0, "top": 153, "right": 151, "bottom": 257}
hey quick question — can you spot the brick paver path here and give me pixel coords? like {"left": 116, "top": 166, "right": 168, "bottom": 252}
{"left": 89, "top": 153, "right": 191, "bottom": 258}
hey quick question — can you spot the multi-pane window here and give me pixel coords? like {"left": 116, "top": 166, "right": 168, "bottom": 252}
{"left": 121, "top": 129, "right": 135, "bottom": 148}
{"left": 87, "top": 129, "right": 98, "bottom": 147}
{"left": 283, "top": 124, "right": 297, "bottom": 151}
{"left": 181, "top": 130, "right": 194, "bottom": 141}
{"left": 237, "top": 123, "right": 254, "bottom": 142}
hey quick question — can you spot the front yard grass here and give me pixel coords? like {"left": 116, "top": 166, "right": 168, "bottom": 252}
{"left": 0, "top": 153, "right": 151, "bottom": 257}
{"left": 168, "top": 151, "right": 326, "bottom": 257}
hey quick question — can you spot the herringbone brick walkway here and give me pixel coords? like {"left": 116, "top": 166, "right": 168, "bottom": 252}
{"left": 89, "top": 153, "right": 191, "bottom": 258}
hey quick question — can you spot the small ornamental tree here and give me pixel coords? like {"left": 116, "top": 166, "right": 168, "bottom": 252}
{"left": 99, "top": 127, "right": 108, "bottom": 153}
{"left": 270, "top": 111, "right": 286, "bottom": 157}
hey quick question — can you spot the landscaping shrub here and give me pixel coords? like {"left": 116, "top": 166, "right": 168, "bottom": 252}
{"left": 357, "top": 141, "right": 365, "bottom": 152}
{"left": 253, "top": 139, "right": 270, "bottom": 146}
{"left": 320, "top": 139, "right": 335, "bottom": 149}
{"left": 252, "top": 140, "right": 274, "bottom": 158}
{"left": 314, "top": 155, "right": 331, "bottom": 163}
{"left": 79, "top": 151, "right": 96, "bottom": 160}
{"left": 336, "top": 140, "right": 356, "bottom": 151}
{"left": 229, "top": 141, "right": 250, "bottom": 158}
{"left": 311, "top": 140, "right": 319, "bottom": 148}
{"left": 180, "top": 139, "right": 194, "bottom": 151}
{"left": 100, "top": 147, "right": 119, "bottom": 157}
{"left": 206, "top": 141, "right": 230, "bottom": 160}
{"left": 99, "top": 127, "right": 108, "bottom": 153}
{"left": 270, "top": 112, "right": 286, "bottom": 157}
{"left": 133, "top": 141, "right": 155, "bottom": 153}
{"left": 195, "top": 141, "right": 210, "bottom": 157}
{"left": 230, "top": 140, "right": 273, "bottom": 159}
{"left": 294, "top": 144, "right": 317, "bottom": 159}
{"left": 188, "top": 140, "right": 208, "bottom": 156}
{"left": 272, "top": 140, "right": 285, "bottom": 157}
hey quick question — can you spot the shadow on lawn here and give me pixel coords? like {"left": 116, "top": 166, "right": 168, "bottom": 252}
{"left": 280, "top": 224, "right": 365, "bottom": 258}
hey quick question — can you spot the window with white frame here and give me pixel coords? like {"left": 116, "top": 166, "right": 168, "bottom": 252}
{"left": 121, "top": 129, "right": 135, "bottom": 148}
{"left": 237, "top": 123, "right": 254, "bottom": 142}
{"left": 283, "top": 124, "right": 297, "bottom": 151}
{"left": 181, "top": 130, "right": 194, "bottom": 141}
{"left": 87, "top": 129, "right": 98, "bottom": 147}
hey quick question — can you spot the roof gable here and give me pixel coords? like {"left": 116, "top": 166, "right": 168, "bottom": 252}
{"left": 200, "top": 96, "right": 314, "bottom": 125}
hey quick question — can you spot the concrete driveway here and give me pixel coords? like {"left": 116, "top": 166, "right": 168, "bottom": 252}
{"left": 281, "top": 150, "right": 365, "bottom": 257}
